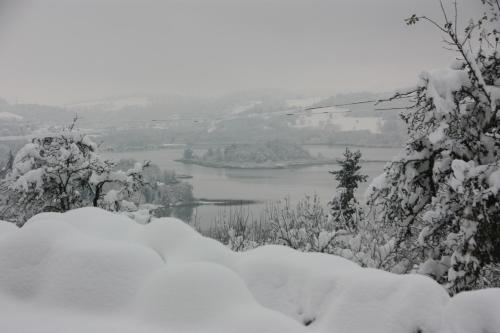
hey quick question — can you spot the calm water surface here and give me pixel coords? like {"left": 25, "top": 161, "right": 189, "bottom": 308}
{"left": 104, "top": 145, "right": 401, "bottom": 228}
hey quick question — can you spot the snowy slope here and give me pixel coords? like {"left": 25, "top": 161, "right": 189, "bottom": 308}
{"left": 0, "top": 112, "right": 23, "bottom": 121}
{"left": 0, "top": 209, "right": 498, "bottom": 333}
{"left": 66, "top": 96, "right": 151, "bottom": 112}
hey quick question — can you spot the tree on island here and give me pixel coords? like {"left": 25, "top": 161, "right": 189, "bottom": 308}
{"left": 183, "top": 146, "right": 194, "bottom": 160}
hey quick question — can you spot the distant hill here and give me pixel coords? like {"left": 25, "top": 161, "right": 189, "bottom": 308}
{"left": 0, "top": 91, "right": 408, "bottom": 150}
{"left": 0, "top": 101, "right": 73, "bottom": 124}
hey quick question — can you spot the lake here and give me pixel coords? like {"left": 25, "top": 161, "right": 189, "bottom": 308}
{"left": 104, "top": 145, "right": 401, "bottom": 229}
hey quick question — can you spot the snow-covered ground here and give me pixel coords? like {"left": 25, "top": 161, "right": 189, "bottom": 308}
{"left": 0, "top": 208, "right": 498, "bottom": 333}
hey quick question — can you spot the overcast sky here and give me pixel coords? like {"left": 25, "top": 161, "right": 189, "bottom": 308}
{"left": 0, "top": 0, "right": 483, "bottom": 105}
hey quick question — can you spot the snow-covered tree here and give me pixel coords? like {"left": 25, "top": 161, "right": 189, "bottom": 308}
{"left": 328, "top": 148, "right": 367, "bottom": 232}
{"left": 367, "top": 1, "right": 500, "bottom": 293}
{"left": 0, "top": 150, "right": 13, "bottom": 179}
{"left": 0, "top": 125, "right": 149, "bottom": 224}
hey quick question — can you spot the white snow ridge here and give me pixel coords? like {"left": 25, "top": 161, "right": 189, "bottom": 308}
{"left": 0, "top": 112, "right": 23, "bottom": 121}
{"left": 0, "top": 208, "right": 498, "bottom": 333}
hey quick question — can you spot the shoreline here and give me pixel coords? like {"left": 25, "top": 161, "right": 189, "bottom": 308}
{"left": 101, "top": 143, "right": 403, "bottom": 153}
{"left": 154, "top": 198, "right": 261, "bottom": 209}
{"left": 174, "top": 158, "right": 388, "bottom": 169}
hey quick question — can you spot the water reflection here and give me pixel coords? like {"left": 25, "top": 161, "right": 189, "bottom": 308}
{"left": 153, "top": 205, "right": 194, "bottom": 223}
{"left": 104, "top": 145, "right": 402, "bottom": 227}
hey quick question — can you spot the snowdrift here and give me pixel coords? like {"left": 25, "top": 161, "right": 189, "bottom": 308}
{"left": 0, "top": 208, "right": 498, "bottom": 333}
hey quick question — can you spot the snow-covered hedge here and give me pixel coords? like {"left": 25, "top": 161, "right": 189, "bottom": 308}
{"left": 0, "top": 208, "right": 498, "bottom": 333}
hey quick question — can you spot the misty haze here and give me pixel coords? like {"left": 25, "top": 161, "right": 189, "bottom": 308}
{"left": 0, "top": 1, "right": 499, "bottom": 332}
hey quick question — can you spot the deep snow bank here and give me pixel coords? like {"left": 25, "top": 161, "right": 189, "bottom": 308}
{"left": 0, "top": 208, "right": 498, "bottom": 333}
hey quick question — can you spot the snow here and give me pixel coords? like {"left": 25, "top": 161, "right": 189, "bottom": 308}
{"left": 122, "top": 208, "right": 151, "bottom": 224}
{"left": 364, "top": 172, "right": 387, "bottom": 200}
{"left": 0, "top": 111, "right": 23, "bottom": 121}
{"left": 443, "top": 289, "right": 500, "bottom": 333}
{"left": 0, "top": 221, "right": 17, "bottom": 234}
{"left": 428, "top": 122, "right": 448, "bottom": 145}
{"left": 449, "top": 159, "right": 476, "bottom": 192}
{"left": 420, "top": 68, "right": 469, "bottom": 115}
{"left": 0, "top": 207, "right": 498, "bottom": 333}
{"left": 487, "top": 167, "right": 500, "bottom": 195}
{"left": 103, "top": 189, "right": 120, "bottom": 203}
{"left": 12, "top": 168, "right": 45, "bottom": 191}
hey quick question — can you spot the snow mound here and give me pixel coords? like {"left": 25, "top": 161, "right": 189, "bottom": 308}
{"left": 0, "top": 221, "right": 18, "bottom": 235}
{"left": 0, "top": 208, "right": 498, "bottom": 333}
{"left": 444, "top": 289, "right": 500, "bottom": 333}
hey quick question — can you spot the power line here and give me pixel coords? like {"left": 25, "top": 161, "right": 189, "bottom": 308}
{"left": 112, "top": 95, "right": 415, "bottom": 123}
{"left": 304, "top": 99, "right": 381, "bottom": 111}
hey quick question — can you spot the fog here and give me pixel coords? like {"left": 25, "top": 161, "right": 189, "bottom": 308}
{"left": 1, "top": 1, "right": 500, "bottom": 321}
{"left": 0, "top": 0, "right": 482, "bottom": 104}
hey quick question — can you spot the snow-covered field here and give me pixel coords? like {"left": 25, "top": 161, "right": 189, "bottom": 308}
{"left": 0, "top": 208, "right": 498, "bottom": 333}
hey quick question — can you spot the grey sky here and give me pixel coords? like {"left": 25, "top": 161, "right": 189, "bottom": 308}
{"left": 0, "top": 0, "right": 483, "bottom": 105}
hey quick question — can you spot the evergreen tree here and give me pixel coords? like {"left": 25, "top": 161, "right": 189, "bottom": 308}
{"left": 329, "top": 148, "right": 367, "bottom": 231}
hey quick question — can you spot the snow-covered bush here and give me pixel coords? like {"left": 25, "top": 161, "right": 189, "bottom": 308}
{"left": 205, "top": 196, "right": 332, "bottom": 252}
{"left": 368, "top": 1, "right": 500, "bottom": 293}
{"left": 206, "top": 205, "right": 270, "bottom": 251}
{"left": 207, "top": 192, "right": 387, "bottom": 268}
{"left": 267, "top": 195, "right": 335, "bottom": 252}
{"left": 0, "top": 125, "right": 149, "bottom": 224}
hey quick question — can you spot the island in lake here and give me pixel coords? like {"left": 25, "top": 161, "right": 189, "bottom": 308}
{"left": 176, "top": 140, "right": 337, "bottom": 169}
